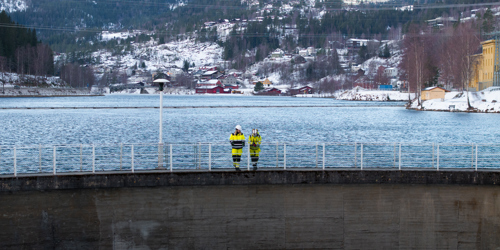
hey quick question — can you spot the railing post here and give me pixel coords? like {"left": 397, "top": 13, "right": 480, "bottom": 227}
{"left": 354, "top": 143, "right": 357, "bottom": 168}
{"left": 471, "top": 144, "right": 474, "bottom": 169}
{"left": 208, "top": 143, "right": 212, "bottom": 171}
{"left": 53, "top": 146, "right": 56, "bottom": 175}
{"left": 13, "top": 147, "right": 17, "bottom": 177}
{"left": 169, "top": 144, "right": 173, "bottom": 172}
{"left": 247, "top": 143, "right": 250, "bottom": 171}
{"left": 39, "top": 144, "right": 42, "bottom": 172}
{"left": 316, "top": 142, "right": 318, "bottom": 168}
{"left": 284, "top": 143, "right": 287, "bottom": 170}
{"left": 158, "top": 143, "right": 163, "bottom": 169}
{"left": 131, "top": 144, "right": 134, "bottom": 173}
{"left": 92, "top": 144, "right": 95, "bottom": 173}
{"left": 322, "top": 143, "right": 325, "bottom": 170}
{"left": 432, "top": 143, "right": 435, "bottom": 169}
{"left": 393, "top": 143, "right": 396, "bottom": 168}
{"left": 198, "top": 142, "right": 202, "bottom": 169}
{"left": 276, "top": 142, "right": 279, "bottom": 167}
{"left": 399, "top": 143, "right": 401, "bottom": 170}
{"left": 80, "top": 144, "right": 83, "bottom": 172}
{"left": 475, "top": 144, "right": 478, "bottom": 171}
{"left": 360, "top": 144, "right": 363, "bottom": 170}
{"left": 437, "top": 144, "right": 440, "bottom": 171}
{"left": 120, "top": 143, "right": 123, "bottom": 171}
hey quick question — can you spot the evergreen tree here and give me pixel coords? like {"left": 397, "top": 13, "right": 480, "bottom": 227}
{"left": 383, "top": 44, "right": 390, "bottom": 58}
{"left": 254, "top": 82, "right": 264, "bottom": 92}
{"left": 183, "top": 60, "right": 190, "bottom": 72}
{"left": 358, "top": 45, "right": 369, "bottom": 63}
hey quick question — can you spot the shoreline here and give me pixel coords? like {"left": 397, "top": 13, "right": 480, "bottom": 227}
{"left": 0, "top": 94, "right": 104, "bottom": 98}
{"left": 407, "top": 107, "right": 500, "bottom": 113}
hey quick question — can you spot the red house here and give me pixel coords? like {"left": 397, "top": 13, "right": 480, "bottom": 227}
{"left": 195, "top": 86, "right": 231, "bottom": 94}
{"left": 199, "top": 66, "right": 218, "bottom": 71}
{"left": 224, "top": 84, "right": 239, "bottom": 90}
{"left": 255, "top": 88, "right": 282, "bottom": 96}
{"left": 196, "top": 79, "right": 222, "bottom": 88}
{"left": 289, "top": 86, "right": 314, "bottom": 95}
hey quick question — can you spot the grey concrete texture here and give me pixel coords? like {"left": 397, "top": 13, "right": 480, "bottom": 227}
{"left": 2, "top": 169, "right": 500, "bottom": 192}
{"left": 1, "top": 184, "right": 500, "bottom": 249}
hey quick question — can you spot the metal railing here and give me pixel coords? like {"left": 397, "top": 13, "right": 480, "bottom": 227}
{"left": 1, "top": 142, "right": 500, "bottom": 176}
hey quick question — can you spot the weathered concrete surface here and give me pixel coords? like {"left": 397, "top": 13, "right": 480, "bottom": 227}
{"left": 1, "top": 170, "right": 500, "bottom": 249}
{"left": 1, "top": 169, "right": 500, "bottom": 192}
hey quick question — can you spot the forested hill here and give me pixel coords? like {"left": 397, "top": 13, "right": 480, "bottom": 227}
{"left": 3, "top": 0, "right": 499, "bottom": 54}
{"left": 0, "top": 11, "right": 53, "bottom": 76}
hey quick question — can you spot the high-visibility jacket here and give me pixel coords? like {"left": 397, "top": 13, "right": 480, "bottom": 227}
{"left": 230, "top": 133, "right": 245, "bottom": 149}
{"left": 249, "top": 134, "right": 261, "bottom": 152}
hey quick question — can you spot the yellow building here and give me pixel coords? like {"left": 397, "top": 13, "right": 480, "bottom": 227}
{"left": 262, "top": 78, "right": 272, "bottom": 86}
{"left": 421, "top": 87, "right": 449, "bottom": 101}
{"left": 470, "top": 40, "right": 496, "bottom": 91}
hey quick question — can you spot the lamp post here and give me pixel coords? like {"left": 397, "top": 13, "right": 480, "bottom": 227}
{"left": 153, "top": 78, "right": 169, "bottom": 168}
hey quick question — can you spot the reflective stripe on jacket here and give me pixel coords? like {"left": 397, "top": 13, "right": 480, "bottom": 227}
{"left": 230, "top": 133, "right": 245, "bottom": 149}
{"left": 249, "top": 134, "right": 261, "bottom": 151}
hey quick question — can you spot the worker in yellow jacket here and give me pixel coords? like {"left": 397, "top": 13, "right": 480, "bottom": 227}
{"left": 249, "top": 129, "right": 262, "bottom": 170}
{"left": 229, "top": 125, "right": 245, "bottom": 171}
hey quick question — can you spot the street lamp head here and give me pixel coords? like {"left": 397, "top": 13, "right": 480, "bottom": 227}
{"left": 153, "top": 79, "right": 170, "bottom": 91}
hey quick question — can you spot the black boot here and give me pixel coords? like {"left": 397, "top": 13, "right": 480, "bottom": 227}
{"left": 253, "top": 163, "right": 258, "bottom": 171}
{"left": 235, "top": 167, "right": 241, "bottom": 171}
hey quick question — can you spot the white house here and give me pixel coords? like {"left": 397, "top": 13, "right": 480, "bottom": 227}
{"left": 271, "top": 48, "right": 284, "bottom": 58}
{"left": 384, "top": 67, "right": 398, "bottom": 78}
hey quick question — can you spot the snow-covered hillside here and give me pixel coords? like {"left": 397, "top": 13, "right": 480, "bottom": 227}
{"left": 91, "top": 35, "right": 222, "bottom": 73}
{"left": 0, "top": 0, "right": 27, "bottom": 12}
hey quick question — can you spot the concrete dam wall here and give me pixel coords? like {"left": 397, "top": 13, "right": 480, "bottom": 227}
{"left": 1, "top": 170, "right": 500, "bottom": 249}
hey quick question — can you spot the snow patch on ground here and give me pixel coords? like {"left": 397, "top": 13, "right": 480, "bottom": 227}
{"left": 335, "top": 87, "right": 413, "bottom": 101}
{"left": 413, "top": 90, "right": 500, "bottom": 112}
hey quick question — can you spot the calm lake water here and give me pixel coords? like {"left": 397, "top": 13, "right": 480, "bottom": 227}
{"left": 0, "top": 94, "right": 498, "bottom": 146}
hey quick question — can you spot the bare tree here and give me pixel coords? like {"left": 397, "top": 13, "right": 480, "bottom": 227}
{"left": 454, "top": 23, "right": 480, "bottom": 109}
{"left": 402, "top": 25, "right": 431, "bottom": 106}
{"left": 374, "top": 66, "right": 390, "bottom": 86}
{"left": 0, "top": 56, "right": 6, "bottom": 94}
{"left": 176, "top": 73, "right": 194, "bottom": 88}
{"left": 439, "top": 27, "right": 458, "bottom": 90}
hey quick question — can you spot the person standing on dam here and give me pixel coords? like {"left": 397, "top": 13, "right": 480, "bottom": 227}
{"left": 230, "top": 125, "right": 245, "bottom": 171}
{"left": 249, "top": 129, "right": 261, "bottom": 171}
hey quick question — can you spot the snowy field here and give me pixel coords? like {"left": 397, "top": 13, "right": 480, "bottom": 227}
{"left": 334, "top": 87, "right": 414, "bottom": 101}
{"left": 336, "top": 86, "right": 500, "bottom": 113}
{"left": 412, "top": 89, "right": 500, "bottom": 113}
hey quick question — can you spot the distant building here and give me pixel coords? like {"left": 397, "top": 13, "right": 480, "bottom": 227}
{"left": 167, "top": 68, "right": 184, "bottom": 81}
{"left": 470, "top": 39, "right": 496, "bottom": 91}
{"left": 271, "top": 49, "right": 284, "bottom": 58}
{"left": 426, "top": 17, "right": 457, "bottom": 29}
{"left": 421, "top": 86, "right": 449, "bottom": 101}
{"left": 195, "top": 86, "right": 231, "bottom": 94}
{"left": 289, "top": 86, "right": 314, "bottom": 95}
{"left": 262, "top": 78, "right": 272, "bottom": 86}
{"left": 196, "top": 79, "right": 222, "bottom": 87}
{"left": 201, "top": 70, "right": 219, "bottom": 80}
{"left": 109, "top": 83, "right": 145, "bottom": 92}
{"left": 256, "top": 88, "right": 282, "bottom": 96}
{"left": 346, "top": 39, "right": 369, "bottom": 51}
{"left": 224, "top": 84, "right": 239, "bottom": 90}
{"left": 223, "top": 75, "right": 238, "bottom": 86}
{"left": 199, "top": 66, "right": 218, "bottom": 71}
{"left": 384, "top": 67, "right": 398, "bottom": 78}
{"left": 378, "top": 85, "right": 393, "bottom": 91}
